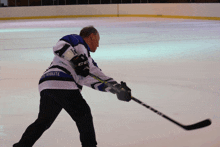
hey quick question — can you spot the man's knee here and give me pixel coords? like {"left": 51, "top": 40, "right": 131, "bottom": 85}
{"left": 34, "top": 118, "right": 53, "bottom": 130}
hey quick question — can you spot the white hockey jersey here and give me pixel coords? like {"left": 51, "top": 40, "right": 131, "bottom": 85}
{"left": 38, "top": 34, "right": 116, "bottom": 93}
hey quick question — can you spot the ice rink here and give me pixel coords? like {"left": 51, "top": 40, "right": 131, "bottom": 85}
{"left": 0, "top": 17, "right": 220, "bottom": 147}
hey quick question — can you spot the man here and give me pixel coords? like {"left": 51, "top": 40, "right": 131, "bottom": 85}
{"left": 13, "top": 26, "right": 131, "bottom": 147}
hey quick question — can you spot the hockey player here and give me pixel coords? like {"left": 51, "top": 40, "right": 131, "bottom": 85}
{"left": 13, "top": 26, "right": 131, "bottom": 147}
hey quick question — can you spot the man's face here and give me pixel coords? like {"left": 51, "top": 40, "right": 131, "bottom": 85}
{"left": 90, "top": 32, "right": 100, "bottom": 52}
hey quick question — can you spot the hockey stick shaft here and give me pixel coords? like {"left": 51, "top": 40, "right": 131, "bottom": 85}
{"left": 131, "top": 96, "right": 211, "bottom": 130}
{"left": 89, "top": 73, "right": 211, "bottom": 131}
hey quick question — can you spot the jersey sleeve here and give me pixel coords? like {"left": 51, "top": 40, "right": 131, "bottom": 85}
{"left": 82, "top": 57, "right": 118, "bottom": 93}
{"left": 53, "top": 40, "right": 78, "bottom": 61}
{"left": 53, "top": 39, "right": 90, "bottom": 66}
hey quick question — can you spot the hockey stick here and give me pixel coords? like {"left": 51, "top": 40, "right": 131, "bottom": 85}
{"left": 89, "top": 73, "right": 211, "bottom": 131}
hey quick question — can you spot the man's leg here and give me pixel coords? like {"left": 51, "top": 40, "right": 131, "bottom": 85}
{"left": 13, "top": 90, "right": 62, "bottom": 147}
{"left": 49, "top": 89, "right": 97, "bottom": 147}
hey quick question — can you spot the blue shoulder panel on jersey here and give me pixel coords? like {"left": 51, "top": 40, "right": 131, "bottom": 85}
{"left": 60, "top": 34, "right": 91, "bottom": 51}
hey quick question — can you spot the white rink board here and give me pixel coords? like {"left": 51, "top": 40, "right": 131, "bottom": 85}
{"left": 119, "top": 3, "right": 220, "bottom": 17}
{"left": 1, "top": 4, "right": 220, "bottom": 19}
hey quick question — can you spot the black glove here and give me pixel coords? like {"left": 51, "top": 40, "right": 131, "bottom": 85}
{"left": 114, "top": 81, "right": 131, "bottom": 102}
{"left": 71, "top": 54, "right": 89, "bottom": 77}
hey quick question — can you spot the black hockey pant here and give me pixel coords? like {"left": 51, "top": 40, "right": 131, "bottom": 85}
{"left": 13, "top": 89, "right": 97, "bottom": 147}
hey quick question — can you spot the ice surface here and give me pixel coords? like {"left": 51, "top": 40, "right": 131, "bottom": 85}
{"left": 0, "top": 17, "right": 220, "bottom": 147}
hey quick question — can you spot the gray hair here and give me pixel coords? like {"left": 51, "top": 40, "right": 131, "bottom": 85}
{"left": 80, "top": 26, "right": 98, "bottom": 38}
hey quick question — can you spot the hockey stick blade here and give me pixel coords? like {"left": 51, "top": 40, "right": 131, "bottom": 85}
{"left": 182, "top": 119, "right": 211, "bottom": 131}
